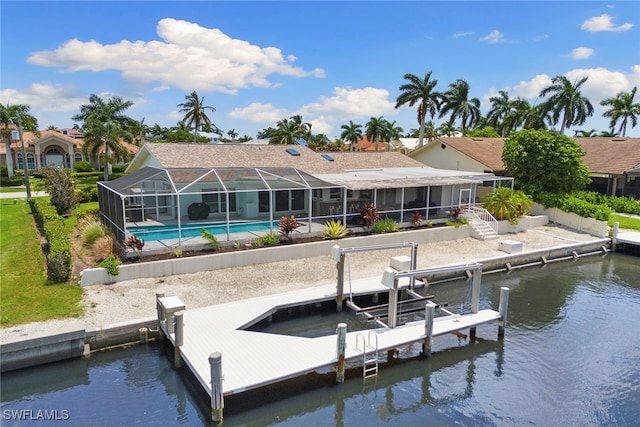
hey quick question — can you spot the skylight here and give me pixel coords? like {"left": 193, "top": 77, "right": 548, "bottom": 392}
{"left": 321, "top": 153, "right": 334, "bottom": 161}
{"left": 286, "top": 148, "right": 300, "bottom": 156}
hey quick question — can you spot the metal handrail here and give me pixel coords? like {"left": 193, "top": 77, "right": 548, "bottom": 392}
{"left": 465, "top": 206, "right": 498, "bottom": 235}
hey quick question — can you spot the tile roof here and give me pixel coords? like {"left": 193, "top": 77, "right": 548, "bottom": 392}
{"left": 353, "top": 136, "right": 389, "bottom": 151}
{"left": 575, "top": 137, "right": 640, "bottom": 174}
{"left": 140, "top": 143, "right": 424, "bottom": 174}
{"left": 437, "top": 137, "right": 507, "bottom": 171}
{"left": 0, "top": 129, "right": 139, "bottom": 156}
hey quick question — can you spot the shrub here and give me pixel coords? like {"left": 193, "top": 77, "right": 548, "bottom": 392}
{"left": 279, "top": 215, "right": 301, "bottom": 242}
{"left": 200, "top": 229, "right": 219, "bottom": 249}
{"left": 448, "top": 207, "right": 464, "bottom": 222}
{"left": 93, "top": 235, "right": 117, "bottom": 262}
{"left": 0, "top": 164, "right": 7, "bottom": 177}
{"left": 73, "top": 161, "right": 93, "bottom": 173}
{"left": 483, "top": 188, "right": 532, "bottom": 223}
{"left": 99, "top": 254, "right": 120, "bottom": 276}
{"left": 41, "top": 166, "right": 77, "bottom": 215}
{"left": 76, "top": 186, "right": 98, "bottom": 203}
{"left": 359, "top": 202, "right": 380, "bottom": 233}
{"left": 322, "top": 220, "right": 350, "bottom": 239}
{"left": 174, "top": 248, "right": 183, "bottom": 258}
{"left": 82, "top": 220, "right": 107, "bottom": 247}
{"left": 124, "top": 235, "right": 145, "bottom": 254}
{"left": 373, "top": 217, "right": 399, "bottom": 233}
{"left": 254, "top": 232, "right": 280, "bottom": 247}
{"left": 411, "top": 211, "right": 423, "bottom": 228}
{"left": 30, "top": 198, "right": 72, "bottom": 282}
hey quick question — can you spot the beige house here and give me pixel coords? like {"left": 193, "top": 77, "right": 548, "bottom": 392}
{"left": 410, "top": 137, "right": 640, "bottom": 198}
{"left": 97, "top": 143, "right": 511, "bottom": 244}
{"left": 0, "top": 128, "right": 138, "bottom": 175}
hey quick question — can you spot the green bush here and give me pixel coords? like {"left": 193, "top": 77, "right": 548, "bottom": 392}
{"left": 73, "top": 161, "right": 93, "bottom": 173}
{"left": 254, "top": 232, "right": 280, "bottom": 247}
{"left": 30, "top": 198, "right": 72, "bottom": 282}
{"left": 0, "top": 176, "right": 25, "bottom": 187}
{"left": 99, "top": 255, "right": 120, "bottom": 276}
{"left": 373, "top": 217, "right": 399, "bottom": 233}
{"left": 76, "top": 186, "right": 98, "bottom": 203}
{"left": 0, "top": 164, "right": 7, "bottom": 177}
{"left": 322, "top": 220, "right": 350, "bottom": 239}
{"left": 483, "top": 188, "right": 532, "bottom": 223}
{"left": 111, "top": 164, "right": 128, "bottom": 173}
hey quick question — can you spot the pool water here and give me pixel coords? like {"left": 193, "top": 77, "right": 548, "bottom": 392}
{"left": 128, "top": 220, "right": 279, "bottom": 241}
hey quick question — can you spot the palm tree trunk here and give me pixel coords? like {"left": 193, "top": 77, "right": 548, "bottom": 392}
{"left": 103, "top": 143, "right": 110, "bottom": 182}
{"left": 418, "top": 120, "right": 425, "bottom": 147}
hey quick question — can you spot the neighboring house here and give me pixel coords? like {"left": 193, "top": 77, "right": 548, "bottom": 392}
{"left": 98, "top": 143, "right": 511, "bottom": 244}
{"left": 410, "top": 137, "right": 640, "bottom": 199}
{"left": 410, "top": 137, "right": 506, "bottom": 174}
{"left": 0, "top": 129, "right": 139, "bottom": 174}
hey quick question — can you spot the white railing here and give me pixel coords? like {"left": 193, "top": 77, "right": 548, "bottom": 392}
{"left": 466, "top": 206, "right": 498, "bottom": 236}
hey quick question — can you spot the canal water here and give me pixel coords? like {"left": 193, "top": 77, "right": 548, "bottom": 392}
{"left": 2, "top": 253, "right": 639, "bottom": 426}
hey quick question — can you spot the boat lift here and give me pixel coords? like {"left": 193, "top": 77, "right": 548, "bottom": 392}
{"left": 331, "top": 242, "right": 419, "bottom": 311}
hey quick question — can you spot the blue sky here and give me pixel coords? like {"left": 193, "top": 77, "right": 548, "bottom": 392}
{"left": 2, "top": 1, "right": 639, "bottom": 138}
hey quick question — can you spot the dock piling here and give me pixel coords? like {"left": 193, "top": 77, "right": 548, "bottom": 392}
{"left": 470, "top": 269, "right": 481, "bottom": 340}
{"left": 155, "top": 292, "right": 165, "bottom": 340}
{"left": 498, "top": 287, "right": 510, "bottom": 338}
{"left": 336, "top": 323, "right": 347, "bottom": 383}
{"left": 423, "top": 301, "right": 436, "bottom": 357}
{"left": 139, "top": 328, "right": 148, "bottom": 343}
{"left": 174, "top": 312, "right": 184, "bottom": 368}
{"left": 209, "top": 352, "right": 223, "bottom": 424}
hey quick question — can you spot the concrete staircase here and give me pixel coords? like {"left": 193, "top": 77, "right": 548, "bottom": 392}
{"left": 465, "top": 207, "right": 500, "bottom": 240}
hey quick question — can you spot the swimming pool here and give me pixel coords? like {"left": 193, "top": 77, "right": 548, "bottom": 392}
{"left": 128, "top": 221, "right": 279, "bottom": 241}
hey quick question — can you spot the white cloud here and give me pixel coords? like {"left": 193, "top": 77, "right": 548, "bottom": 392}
{"left": 26, "top": 18, "right": 325, "bottom": 95}
{"left": 0, "top": 82, "right": 87, "bottom": 113}
{"left": 534, "top": 34, "right": 549, "bottom": 42}
{"left": 484, "top": 65, "right": 640, "bottom": 109}
{"left": 581, "top": 14, "right": 633, "bottom": 32}
{"left": 453, "top": 31, "right": 475, "bottom": 38}
{"left": 568, "top": 47, "right": 595, "bottom": 60}
{"left": 480, "top": 30, "right": 506, "bottom": 44}
{"left": 228, "top": 102, "right": 290, "bottom": 124}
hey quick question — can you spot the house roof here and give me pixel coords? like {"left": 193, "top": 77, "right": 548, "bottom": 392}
{"left": 437, "top": 137, "right": 506, "bottom": 172}
{"left": 0, "top": 129, "right": 140, "bottom": 156}
{"left": 411, "top": 136, "right": 640, "bottom": 176}
{"left": 574, "top": 138, "right": 640, "bottom": 175}
{"left": 129, "top": 143, "right": 424, "bottom": 174}
{"left": 353, "top": 136, "right": 389, "bottom": 152}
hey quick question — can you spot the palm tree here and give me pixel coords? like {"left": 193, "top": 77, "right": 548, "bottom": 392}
{"left": 365, "top": 116, "right": 387, "bottom": 151}
{"left": 574, "top": 129, "right": 598, "bottom": 138}
{"left": 177, "top": 91, "right": 216, "bottom": 143}
{"left": 290, "top": 114, "right": 312, "bottom": 143}
{"left": 395, "top": 71, "right": 441, "bottom": 147}
{"left": 437, "top": 122, "right": 457, "bottom": 137}
{"left": 83, "top": 119, "right": 131, "bottom": 181}
{"left": 539, "top": 75, "right": 594, "bottom": 134}
{"left": 600, "top": 87, "right": 640, "bottom": 137}
{"left": 1, "top": 103, "right": 38, "bottom": 178}
{"left": 129, "top": 117, "right": 149, "bottom": 146}
{"left": 486, "top": 90, "right": 515, "bottom": 137}
{"left": 270, "top": 118, "right": 306, "bottom": 145}
{"left": 599, "top": 129, "right": 619, "bottom": 137}
{"left": 439, "top": 79, "right": 481, "bottom": 135}
{"left": 227, "top": 129, "right": 239, "bottom": 141}
{"left": 73, "top": 94, "right": 134, "bottom": 181}
{"left": 383, "top": 120, "right": 404, "bottom": 152}
{"left": 47, "top": 125, "right": 57, "bottom": 131}
{"left": 340, "top": 120, "right": 362, "bottom": 152}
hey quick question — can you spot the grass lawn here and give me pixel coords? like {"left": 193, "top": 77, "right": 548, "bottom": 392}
{"left": 0, "top": 199, "right": 83, "bottom": 327}
{"left": 609, "top": 214, "right": 640, "bottom": 231}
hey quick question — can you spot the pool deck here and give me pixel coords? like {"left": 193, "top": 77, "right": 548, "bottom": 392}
{"left": 161, "top": 274, "right": 501, "bottom": 397}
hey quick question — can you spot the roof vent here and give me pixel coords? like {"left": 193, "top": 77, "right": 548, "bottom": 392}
{"left": 612, "top": 138, "right": 626, "bottom": 142}
{"left": 286, "top": 148, "right": 300, "bottom": 156}
{"left": 321, "top": 153, "right": 334, "bottom": 161}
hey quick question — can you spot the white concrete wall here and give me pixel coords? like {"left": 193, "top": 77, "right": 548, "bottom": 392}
{"left": 497, "top": 215, "right": 549, "bottom": 234}
{"left": 81, "top": 225, "right": 473, "bottom": 286}
{"left": 531, "top": 203, "right": 608, "bottom": 237}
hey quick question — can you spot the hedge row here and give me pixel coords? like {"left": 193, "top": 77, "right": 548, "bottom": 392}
{"left": 535, "top": 191, "right": 616, "bottom": 222}
{"left": 30, "top": 198, "right": 72, "bottom": 282}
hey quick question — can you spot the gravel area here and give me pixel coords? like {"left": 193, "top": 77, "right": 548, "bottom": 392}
{"left": 1, "top": 225, "right": 604, "bottom": 341}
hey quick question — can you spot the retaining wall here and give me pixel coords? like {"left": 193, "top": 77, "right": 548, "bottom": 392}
{"left": 81, "top": 225, "right": 472, "bottom": 286}
{"left": 0, "top": 323, "right": 86, "bottom": 373}
{"left": 531, "top": 204, "right": 608, "bottom": 237}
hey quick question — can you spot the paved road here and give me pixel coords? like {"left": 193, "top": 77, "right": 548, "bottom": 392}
{"left": 0, "top": 191, "right": 47, "bottom": 199}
